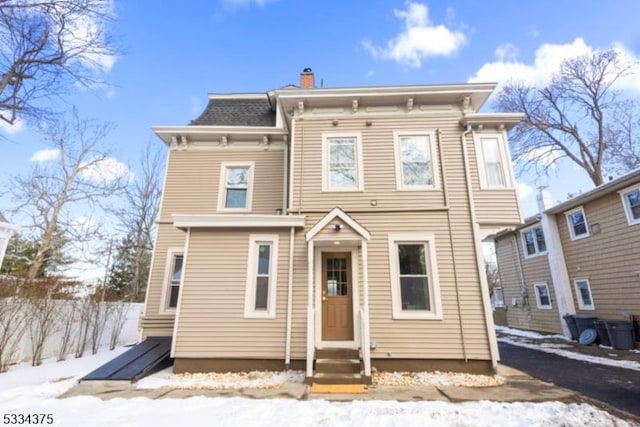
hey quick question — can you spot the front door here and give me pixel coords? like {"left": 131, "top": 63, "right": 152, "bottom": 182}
{"left": 321, "top": 252, "right": 354, "bottom": 340}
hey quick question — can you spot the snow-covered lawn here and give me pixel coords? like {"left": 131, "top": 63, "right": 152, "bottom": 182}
{"left": 0, "top": 346, "right": 635, "bottom": 427}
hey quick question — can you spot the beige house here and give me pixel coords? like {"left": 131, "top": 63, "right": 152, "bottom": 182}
{"left": 494, "top": 169, "right": 640, "bottom": 336}
{"left": 142, "top": 69, "right": 523, "bottom": 383}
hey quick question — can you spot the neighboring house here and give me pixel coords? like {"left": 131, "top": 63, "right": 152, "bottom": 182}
{"left": 142, "top": 69, "right": 523, "bottom": 383}
{"left": 0, "top": 213, "right": 19, "bottom": 269}
{"left": 494, "top": 169, "right": 640, "bottom": 336}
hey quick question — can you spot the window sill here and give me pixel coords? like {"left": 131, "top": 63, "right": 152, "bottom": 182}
{"left": 523, "top": 251, "right": 548, "bottom": 259}
{"left": 569, "top": 233, "right": 590, "bottom": 241}
{"left": 243, "top": 312, "right": 276, "bottom": 319}
{"left": 392, "top": 311, "right": 443, "bottom": 320}
{"left": 396, "top": 186, "right": 440, "bottom": 192}
{"left": 321, "top": 189, "right": 365, "bottom": 193}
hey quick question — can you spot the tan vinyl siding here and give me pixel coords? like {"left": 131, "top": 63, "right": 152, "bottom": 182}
{"left": 141, "top": 224, "right": 186, "bottom": 337}
{"left": 291, "top": 117, "right": 448, "bottom": 211}
{"left": 465, "top": 132, "right": 521, "bottom": 226}
{"left": 556, "top": 192, "right": 640, "bottom": 319}
{"left": 173, "top": 228, "right": 292, "bottom": 359}
{"left": 495, "top": 231, "right": 562, "bottom": 333}
{"left": 160, "top": 148, "right": 285, "bottom": 220}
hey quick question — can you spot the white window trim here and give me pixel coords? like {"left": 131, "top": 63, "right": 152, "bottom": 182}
{"left": 160, "top": 247, "right": 185, "bottom": 314}
{"left": 393, "top": 130, "right": 439, "bottom": 191}
{"left": 573, "top": 278, "right": 595, "bottom": 310}
{"left": 619, "top": 185, "right": 640, "bottom": 226}
{"left": 217, "top": 161, "right": 255, "bottom": 212}
{"left": 321, "top": 132, "right": 364, "bottom": 192}
{"left": 520, "top": 225, "right": 547, "bottom": 259}
{"left": 244, "top": 234, "right": 279, "bottom": 319}
{"left": 565, "top": 206, "right": 590, "bottom": 240}
{"left": 388, "top": 233, "right": 443, "bottom": 320}
{"left": 474, "top": 132, "right": 515, "bottom": 190}
{"left": 533, "top": 282, "right": 552, "bottom": 309}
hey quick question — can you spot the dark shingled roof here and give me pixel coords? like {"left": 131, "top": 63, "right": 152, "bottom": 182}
{"left": 189, "top": 97, "right": 276, "bottom": 127}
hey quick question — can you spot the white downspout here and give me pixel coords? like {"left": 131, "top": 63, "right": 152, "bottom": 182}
{"left": 284, "top": 226, "right": 295, "bottom": 369}
{"left": 460, "top": 124, "right": 500, "bottom": 369}
{"left": 305, "top": 241, "right": 315, "bottom": 380}
{"left": 537, "top": 187, "right": 576, "bottom": 338}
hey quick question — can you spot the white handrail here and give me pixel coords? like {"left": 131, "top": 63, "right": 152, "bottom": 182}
{"left": 360, "top": 307, "right": 371, "bottom": 377}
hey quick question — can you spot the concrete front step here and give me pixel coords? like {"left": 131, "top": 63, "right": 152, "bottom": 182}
{"left": 316, "top": 348, "right": 359, "bottom": 359}
{"left": 312, "top": 373, "right": 363, "bottom": 385}
{"left": 315, "top": 358, "right": 361, "bottom": 374}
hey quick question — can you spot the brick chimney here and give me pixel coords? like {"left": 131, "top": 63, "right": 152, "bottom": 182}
{"left": 300, "top": 68, "right": 315, "bottom": 89}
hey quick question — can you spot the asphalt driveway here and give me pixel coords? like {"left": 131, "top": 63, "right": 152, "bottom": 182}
{"left": 498, "top": 341, "right": 640, "bottom": 417}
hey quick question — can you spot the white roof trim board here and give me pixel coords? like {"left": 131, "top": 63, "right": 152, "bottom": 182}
{"left": 305, "top": 207, "right": 371, "bottom": 242}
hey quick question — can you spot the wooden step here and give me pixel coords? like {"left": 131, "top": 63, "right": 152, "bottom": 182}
{"left": 315, "top": 358, "right": 360, "bottom": 374}
{"left": 312, "top": 373, "right": 363, "bottom": 385}
{"left": 315, "top": 348, "right": 359, "bottom": 359}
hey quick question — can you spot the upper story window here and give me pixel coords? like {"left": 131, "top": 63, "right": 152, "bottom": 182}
{"left": 565, "top": 206, "right": 589, "bottom": 240}
{"left": 474, "top": 133, "right": 513, "bottom": 189}
{"left": 620, "top": 185, "right": 640, "bottom": 226}
{"left": 322, "top": 133, "right": 363, "bottom": 192}
{"left": 521, "top": 225, "right": 547, "bottom": 258}
{"left": 393, "top": 131, "right": 438, "bottom": 190}
{"left": 218, "top": 162, "right": 255, "bottom": 212}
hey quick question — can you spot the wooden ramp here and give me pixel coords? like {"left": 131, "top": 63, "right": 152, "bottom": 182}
{"left": 82, "top": 337, "right": 172, "bottom": 382}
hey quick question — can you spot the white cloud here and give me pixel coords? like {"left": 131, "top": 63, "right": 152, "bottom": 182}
{"left": 0, "top": 117, "right": 24, "bottom": 134}
{"left": 80, "top": 157, "right": 131, "bottom": 183}
{"left": 469, "top": 38, "right": 640, "bottom": 92}
{"left": 30, "top": 148, "right": 60, "bottom": 163}
{"left": 516, "top": 182, "right": 534, "bottom": 200}
{"left": 362, "top": 2, "right": 467, "bottom": 68}
{"left": 469, "top": 38, "right": 593, "bottom": 85}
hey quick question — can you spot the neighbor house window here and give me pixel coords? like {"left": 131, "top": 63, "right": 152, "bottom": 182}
{"left": 521, "top": 225, "right": 547, "bottom": 258}
{"left": 492, "top": 287, "right": 505, "bottom": 308}
{"left": 566, "top": 207, "right": 589, "bottom": 240}
{"left": 393, "top": 131, "right": 438, "bottom": 190}
{"left": 163, "top": 249, "right": 184, "bottom": 311}
{"left": 388, "top": 234, "right": 442, "bottom": 320}
{"left": 217, "top": 162, "right": 255, "bottom": 212}
{"left": 620, "top": 185, "right": 640, "bottom": 226}
{"left": 244, "top": 234, "right": 279, "bottom": 318}
{"left": 533, "top": 283, "right": 552, "bottom": 309}
{"left": 475, "top": 133, "right": 513, "bottom": 189}
{"left": 322, "top": 133, "right": 363, "bottom": 191}
{"left": 574, "top": 279, "right": 595, "bottom": 310}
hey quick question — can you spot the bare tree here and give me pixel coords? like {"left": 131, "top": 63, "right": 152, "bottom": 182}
{"left": 0, "top": 277, "right": 31, "bottom": 371}
{"left": 0, "top": 0, "right": 116, "bottom": 127}
{"left": 4, "top": 109, "right": 126, "bottom": 279}
{"left": 496, "top": 50, "right": 639, "bottom": 186}
{"left": 109, "top": 142, "right": 163, "bottom": 301}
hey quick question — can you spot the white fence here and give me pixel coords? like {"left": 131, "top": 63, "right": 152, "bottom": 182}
{"left": 6, "top": 301, "right": 143, "bottom": 365}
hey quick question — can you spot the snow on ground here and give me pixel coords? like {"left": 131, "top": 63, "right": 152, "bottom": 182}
{"left": 497, "top": 327, "right": 640, "bottom": 372}
{"left": 0, "top": 344, "right": 635, "bottom": 427}
{"left": 137, "top": 368, "right": 305, "bottom": 390}
{"left": 495, "top": 325, "right": 568, "bottom": 340}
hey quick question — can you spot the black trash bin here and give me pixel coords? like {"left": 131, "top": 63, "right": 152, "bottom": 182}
{"left": 563, "top": 314, "right": 579, "bottom": 340}
{"left": 573, "top": 315, "right": 597, "bottom": 336}
{"left": 594, "top": 320, "right": 611, "bottom": 347}
{"left": 605, "top": 320, "right": 634, "bottom": 350}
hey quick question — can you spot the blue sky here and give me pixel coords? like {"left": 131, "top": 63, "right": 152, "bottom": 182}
{"left": 2, "top": 0, "right": 640, "bottom": 267}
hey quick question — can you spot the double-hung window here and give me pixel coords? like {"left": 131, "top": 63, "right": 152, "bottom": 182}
{"left": 218, "top": 162, "right": 254, "bottom": 212}
{"left": 394, "top": 131, "right": 438, "bottom": 190}
{"left": 521, "top": 225, "right": 547, "bottom": 258}
{"left": 620, "top": 185, "right": 640, "bottom": 225}
{"left": 244, "top": 234, "right": 278, "bottom": 318}
{"left": 475, "top": 133, "right": 513, "bottom": 189}
{"left": 565, "top": 207, "right": 589, "bottom": 240}
{"left": 322, "top": 133, "right": 363, "bottom": 191}
{"left": 163, "top": 249, "right": 184, "bottom": 311}
{"left": 533, "top": 283, "right": 552, "bottom": 309}
{"left": 388, "top": 234, "right": 442, "bottom": 320}
{"left": 574, "top": 279, "right": 595, "bottom": 310}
